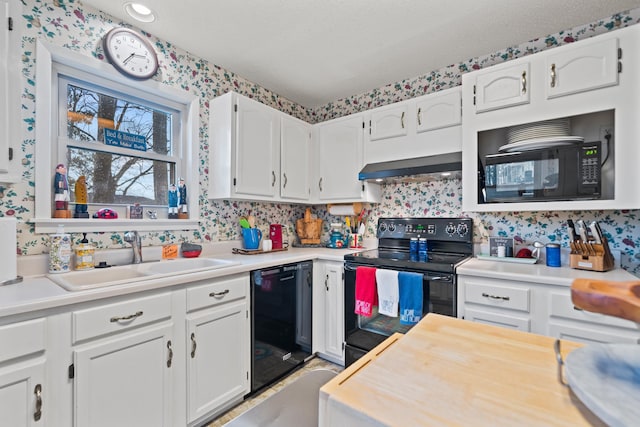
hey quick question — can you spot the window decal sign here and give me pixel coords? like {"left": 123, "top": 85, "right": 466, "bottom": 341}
{"left": 104, "top": 128, "right": 147, "bottom": 152}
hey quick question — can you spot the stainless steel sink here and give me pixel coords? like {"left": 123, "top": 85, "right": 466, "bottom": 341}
{"left": 47, "top": 258, "right": 240, "bottom": 291}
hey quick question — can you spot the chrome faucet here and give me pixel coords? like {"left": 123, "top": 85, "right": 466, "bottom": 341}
{"left": 124, "top": 231, "right": 142, "bottom": 264}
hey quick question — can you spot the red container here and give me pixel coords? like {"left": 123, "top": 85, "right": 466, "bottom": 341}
{"left": 270, "top": 224, "right": 283, "bottom": 249}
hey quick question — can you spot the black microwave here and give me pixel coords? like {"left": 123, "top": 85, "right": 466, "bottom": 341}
{"left": 482, "top": 141, "right": 601, "bottom": 203}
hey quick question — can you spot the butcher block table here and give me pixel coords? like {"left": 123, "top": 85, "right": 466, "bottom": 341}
{"left": 319, "top": 314, "right": 604, "bottom": 426}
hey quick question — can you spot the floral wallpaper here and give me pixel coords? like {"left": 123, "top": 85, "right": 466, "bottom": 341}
{"left": 2, "top": 0, "right": 640, "bottom": 268}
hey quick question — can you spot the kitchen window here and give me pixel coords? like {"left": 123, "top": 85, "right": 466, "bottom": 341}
{"left": 33, "top": 40, "right": 199, "bottom": 233}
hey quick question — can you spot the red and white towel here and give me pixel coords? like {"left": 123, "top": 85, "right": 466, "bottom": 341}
{"left": 354, "top": 266, "right": 377, "bottom": 317}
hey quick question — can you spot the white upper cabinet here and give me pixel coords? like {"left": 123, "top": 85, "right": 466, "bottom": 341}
{"left": 364, "top": 87, "right": 463, "bottom": 164}
{"left": 368, "top": 103, "right": 410, "bottom": 141}
{"left": 462, "top": 25, "right": 640, "bottom": 212}
{"left": 315, "top": 114, "right": 380, "bottom": 202}
{"left": 0, "top": 0, "right": 21, "bottom": 183}
{"left": 545, "top": 37, "right": 619, "bottom": 99}
{"left": 280, "top": 115, "right": 312, "bottom": 201}
{"left": 415, "top": 88, "right": 462, "bottom": 133}
{"left": 473, "top": 62, "right": 531, "bottom": 113}
{"left": 209, "top": 92, "right": 285, "bottom": 202}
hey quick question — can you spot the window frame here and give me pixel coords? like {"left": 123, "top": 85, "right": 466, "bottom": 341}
{"left": 33, "top": 39, "right": 199, "bottom": 233}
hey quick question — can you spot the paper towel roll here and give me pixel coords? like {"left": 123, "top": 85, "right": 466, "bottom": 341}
{"left": 328, "top": 204, "right": 357, "bottom": 216}
{"left": 0, "top": 217, "right": 17, "bottom": 283}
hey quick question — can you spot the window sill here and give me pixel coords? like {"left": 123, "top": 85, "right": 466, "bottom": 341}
{"left": 30, "top": 218, "right": 200, "bottom": 234}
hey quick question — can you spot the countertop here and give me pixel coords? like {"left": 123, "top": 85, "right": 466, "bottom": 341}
{"left": 457, "top": 257, "right": 638, "bottom": 286}
{"left": 319, "top": 314, "right": 605, "bottom": 427}
{"left": 0, "top": 243, "right": 358, "bottom": 320}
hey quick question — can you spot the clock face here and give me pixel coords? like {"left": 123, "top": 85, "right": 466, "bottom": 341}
{"left": 103, "top": 28, "right": 159, "bottom": 80}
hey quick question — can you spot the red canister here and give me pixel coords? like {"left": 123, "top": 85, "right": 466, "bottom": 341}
{"left": 270, "top": 224, "right": 283, "bottom": 249}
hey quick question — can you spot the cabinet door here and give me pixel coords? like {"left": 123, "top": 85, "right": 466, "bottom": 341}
{"left": 280, "top": 115, "right": 311, "bottom": 200}
{"left": 323, "top": 262, "right": 344, "bottom": 363}
{"left": 316, "top": 115, "right": 364, "bottom": 201}
{"left": 474, "top": 62, "right": 531, "bottom": 113}
{"left": 368, "top": 103, "right": 409, "bottom": 141}
{"left": 0, "top": 0, "right": 20, "bottom": 182}
{"left": 546, "top": 37, "right": 619, "bottom": 99}
{"left": 0, "top": 359, "right": 46, "bottom": 427}
{"left": 235, "top": 95, "right": 280, "bottom": 197}
{"left": 186, "top": 300, "right": 249, "bottom": 423}
{"left": 416, "top": 88, "right": 462, "bottom": 133}
{"left": 73, "top": 324, "right": 173, "bottom": 427}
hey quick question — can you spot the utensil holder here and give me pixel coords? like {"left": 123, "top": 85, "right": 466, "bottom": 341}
{"left": 569, "top": 237, "right": 615, "bottom": 272}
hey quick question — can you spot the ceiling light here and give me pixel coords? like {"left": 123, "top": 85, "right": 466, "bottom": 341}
{"left": 124, "top": 2, "right": 156, "bottom": 23}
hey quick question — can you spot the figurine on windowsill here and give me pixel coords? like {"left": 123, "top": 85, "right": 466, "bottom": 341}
{"left": 168, "top": 183, "right": 179, "bottom": 219}
{"left": 54, "top": 163, "right": 71, "bottom": 218}
{"left": 73, "top": 175, "right": 89, "bottom": 218}
{"left": 178, "top": 177, "right": 188, "bottom": 219}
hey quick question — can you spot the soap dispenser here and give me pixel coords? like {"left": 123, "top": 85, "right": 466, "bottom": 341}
{"left": 74, "top": 232, "right": 95, "bottom": 270}
{"left": 49, "top": 225, "right": 72, "bottom": 273}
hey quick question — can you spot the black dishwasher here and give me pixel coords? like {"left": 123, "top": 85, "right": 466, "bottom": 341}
{"left": 250, "top": 261, "right": 312, "bottom": 394}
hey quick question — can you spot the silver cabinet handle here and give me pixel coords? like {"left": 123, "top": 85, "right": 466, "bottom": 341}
{"left": 209, "top": 289, "right": 229, "bottom": 298}
{"left": 271, "top": 171, "right": 276, "bottom": 187}
{"left": 34, "top": 384, "right": 42, "bottom": 421}
{"left": 325, "top": 274, "right": 329, "bottom": 291}
{"left": 521, "top": 71, "right": 527, "bottom": 94}
{"left": 283, "top": 173, "right": 288, "bottom": 189}
{"left": 400, "top": 111, "right": 405, "bottom": 129}
{"left": 482, "top": 292, "right": 510, "bottom": 301}
{"left": 318, "top": 177, "right": 323, "bottom": 192}
{"left": 190, "top": 332, "right": 197, "bottom": 358}
{"left": 417, "top": 107, "right": 422, "bottom": 126}
{"left": 110, "top": 310, "right": 143, "bottom": 323}
{"left": 550, "top": 63, "right": 556, "bottom": 88}
{"left": 166, "top": 340, "right": 173, "bottom": 368}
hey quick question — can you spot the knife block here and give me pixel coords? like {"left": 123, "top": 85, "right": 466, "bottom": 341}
{"left": 569, "top": 237, "right": 615, "bottom": 272}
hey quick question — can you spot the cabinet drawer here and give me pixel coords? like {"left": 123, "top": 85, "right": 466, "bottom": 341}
{"left": 464, "top": 308, "right": 530, "bottom": 332}
{"left": 548, "top": 322, "right": 639, "bottom": 345}
{"left": 464, "top": 279, "right": 530, "bottom": 312}
{"left": 186, "top": 275, "right": 248, "bottom": 312}
{"left": 549, "top": 291, "right": 639, "bottom": 330}
{"left": 72, "top": 292, "right": 172, "bottom": 343}
{"left": 0, "top": 318, "right": 46, "bottom": 363}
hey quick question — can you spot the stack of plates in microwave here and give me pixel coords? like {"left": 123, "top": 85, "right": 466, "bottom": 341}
{"left": 499, "top": 118, "right": 582, "bottom": 152}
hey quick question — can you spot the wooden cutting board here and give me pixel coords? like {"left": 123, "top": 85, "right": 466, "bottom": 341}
{"left": 320, "top": 314, "right": 605, "bottom": 426}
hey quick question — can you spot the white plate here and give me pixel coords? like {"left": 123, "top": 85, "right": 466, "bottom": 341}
{"left": 498, "top": 136, "right": 584, "bottom": 152}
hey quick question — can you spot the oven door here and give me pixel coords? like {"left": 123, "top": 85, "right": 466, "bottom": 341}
{"left": 343, "top": 261, "right": 455, "bottom": 366}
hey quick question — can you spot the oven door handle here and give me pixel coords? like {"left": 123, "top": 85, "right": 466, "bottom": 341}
{"left": 344, "top": 264, "right": 359, "bottom": 272}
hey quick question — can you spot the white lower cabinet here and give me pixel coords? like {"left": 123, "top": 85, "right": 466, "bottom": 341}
{"left": 185, "top": 275, "right": 249, "bottom": 425}
{"left": 459, "top": 276, "right": 532, "bottom": 332}
{"left": 313, "top": 260, "right": 344, "bottom": 365}
{"left": 71, "top": 292, "right": 174, "bottom": 427}
{"left": 73, "top": 323, "right": 174, "bottom": 427}
{"left": 458, "top": 272, "right": 640, "bottom": 343}
{"left": 0, "top": 318, "right": 47, "bottom": 426}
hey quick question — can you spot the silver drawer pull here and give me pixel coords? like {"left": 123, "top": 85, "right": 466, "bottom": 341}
{"left": 417, "top": 107, "right": 422, "bottom": 126}
{"left": 550, "top": 63, "right": 556, "bottom": 88}
{"left": 167, "top": 340, "right": 173, "bottom": 368}
{"left": 190, "top": 332, "right": 197, "bottom": 358}
{"left": 521, "top": 71, "right": 527, "bottom": 94}
{"left": 481, "top": 292, "right": 510, "bottom": 301}
{"left": 110, "top": 310, "right": 143, "bottom": 322}
{"left": 34, "top": 384, "right": 42, "bottom": 421}
{"left": 400, "top": 111, "right": 405, "bottom": 128}
{"left": 209, "top": 289, "right": 230, "bottom": 298}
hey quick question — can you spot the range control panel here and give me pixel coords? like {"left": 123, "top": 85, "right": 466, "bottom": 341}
{"left": 377, "top": 217, "right": 473, "bottom": 243}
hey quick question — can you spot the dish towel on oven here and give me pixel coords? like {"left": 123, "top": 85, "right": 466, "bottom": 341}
{"left": 398, "top": 271, "right": 423, "bottom": 325}
{"left": 376, "top": 269, "right": 399, "bottom": 317}
{"left": 355, "top": 266, "right": 377, "bottom": 317}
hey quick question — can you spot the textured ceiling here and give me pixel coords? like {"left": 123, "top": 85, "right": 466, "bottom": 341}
{"left": 79, "top": 0, "right": 640, "bottom": 107}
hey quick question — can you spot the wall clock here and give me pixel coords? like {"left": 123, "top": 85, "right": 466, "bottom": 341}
{"left": 102, "top": 27, "right": 159, "bottom": 80}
